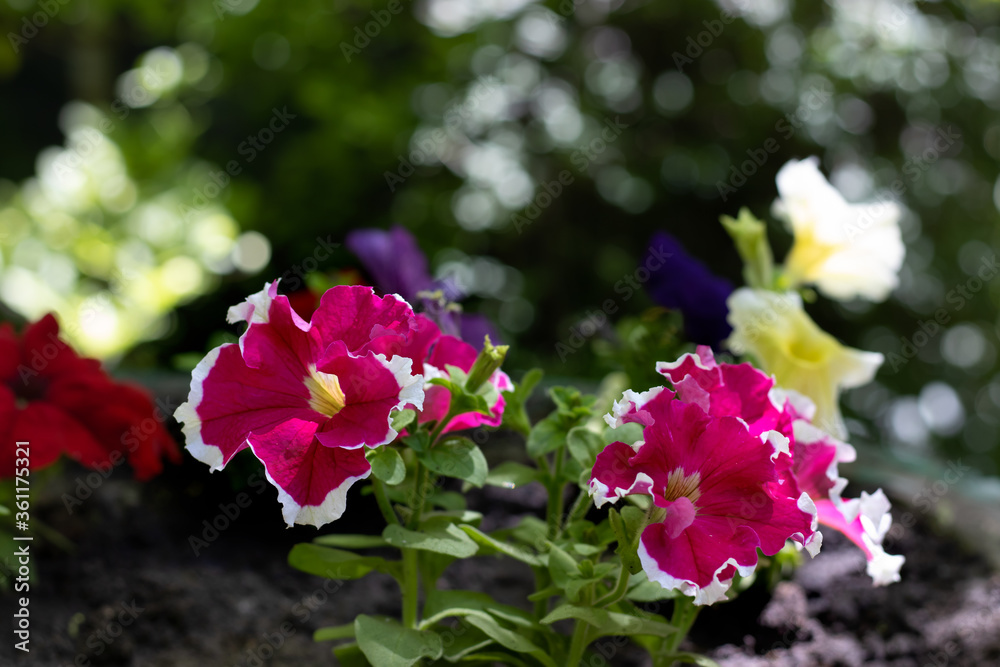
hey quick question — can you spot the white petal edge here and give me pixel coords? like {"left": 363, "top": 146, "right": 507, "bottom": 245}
{"left": 603, "top": 386, "right": 664, "bottom": 429}
{"left": 589, "top": 471, "right": 655, "bottom": 510}
{"left": 637, "top": 539, "right": 756, "bottom": 606}
{"left": 248, "top": 442, "right": 372, "bottom": 528}
{"left": 174, "top": 344, "right": 229, "bottom": 472}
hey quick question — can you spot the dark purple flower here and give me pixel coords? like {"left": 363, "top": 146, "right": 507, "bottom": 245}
{"left": 644, "top": 231, "right": 733, "bottom": 349}
{"left": 345, "top": 226, "right": 501, "bottom": 348}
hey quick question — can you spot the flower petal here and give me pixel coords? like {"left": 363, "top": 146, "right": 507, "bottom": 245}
{"left": 315, "top": 351, "right": 423, "bottom": 450}
{"left": 175, "top": 344, "right": 317, "bottom": 471}
{"left": 247, "top": 418, "right": 372, "bottom": 527}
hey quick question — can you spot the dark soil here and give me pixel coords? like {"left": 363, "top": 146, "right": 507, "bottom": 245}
{"left": 2, "top": 451, "right": 998, "bottom": 667}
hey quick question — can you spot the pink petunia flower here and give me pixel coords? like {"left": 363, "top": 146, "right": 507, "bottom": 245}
{"left": 591, "top": 392, "right": 818, "bottom": 605}
{"left": 392, "top": 314, "right": 511, "bottom": 433}
{"left": 657, "top": 346, "right": 904, "bottom": 585}
{"left": 175, "top": 282, "right": 424, "bottom": 528}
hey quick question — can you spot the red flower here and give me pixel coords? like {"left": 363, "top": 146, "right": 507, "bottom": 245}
{"left": 0, "top": 314, "right": 180, "bottom": 480}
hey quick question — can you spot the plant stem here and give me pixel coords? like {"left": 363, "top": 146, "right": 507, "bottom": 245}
{"left": 594, "top": 563, "right": 631, "bottom": 607}
{"left": 371, "top": 478, "right": 400, "bottom": 525}
{"left": 546, "top": 450, "right": 566, "bottom": 539}
{"left": 401, "top": 547, "right": 419, "bottom": 629}
{"left": 532, "top": 567, "right": 551, "bottom": 620}
{"left": 565, "top": 618, "right": 591, "bottom": 666}
{"left": 558, "top": 489, "right": 591, "bottom": 539}
{"left": 656, "top": 596, "right": 701, "bottom": 666}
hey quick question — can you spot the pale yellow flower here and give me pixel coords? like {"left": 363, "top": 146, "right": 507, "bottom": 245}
{"left": 726, "top": 288, "right": 882, "bottom": 437}
{"left": 775, "top": 157, "right": 904, "bottom": 302}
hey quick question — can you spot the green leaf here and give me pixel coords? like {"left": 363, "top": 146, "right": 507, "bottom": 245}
{"left": 525, "top": 414, "right": 565, "bottom": 457}
{"left": 458, "top": 525, "right": 542, "bottom": 567}
{"left": 313, "top": 534, "right": 388, "bottom": 550}
{"left": 401, "top": 431, "right": 430, "bottom": 454}
{"left": 382, "top": 523, "right": 478, "bottom": 558}
{"left": 566, "top": 426, "right": 605, "bottom": 468}
{"left": 314, "top": 623, "right": 355, "bottom": 642}
{"left": 332, "top": 642, "right": 370, "bottom": 667}
{"left": 437, "top": 626, "right": 494, "bottom": 662}
{"left": 541, "top": 604, "right": 677, "bottom": 639}
{"left": 354, "top": 615, "right": 443, "bottom": 667}
{"left": 509, "top": 516, "right": 548, "bottom": 551}
{"left": 288, "top": 544, "right": 400, "bottom": 581}
{"left": 485, "top": 461, "right": 542, "bottom": 489}
{"left": 420, "top": 437, "right": 488, "bottom": 487}
{"left": 610, "top": 505, "right": 647, "bottom": 575}
{"left": 420, "top": 590, "right": 536, "bottom": 630}
{"left": 420, "top": 510, "right": 483, "bottom": 532}
{"left": 464, "top": 616, "right": 557, "bottom": 667}
{"left": 390, "top": 409, "right": 417, "bottom": 432}
{"left": 546, "top": 542, "right": 580, "bottom": 589}
{"left": 365, "top": 446, "right": 406, "bottom": 485}
{"left": 500, "top": 368, "right": 543, "bottom": 436}
{"left": 627, "top": 571, "right": 679, "bottom": 602}
{"left": 427, "top": 490, "right": 467, "bottom": 511}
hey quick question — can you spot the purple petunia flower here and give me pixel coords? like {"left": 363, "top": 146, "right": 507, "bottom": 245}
{"left": 643, "top": 231, "right": 734, "bottom": 349}
{"left": 346, "top": 225, "right": 501, "bottom": 348}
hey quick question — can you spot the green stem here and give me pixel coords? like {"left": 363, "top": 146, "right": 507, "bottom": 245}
{"left": 532, "top": 567, "right": 551, "bottom": 621}
{"left": 594, "top": 563, "right": 631, "bottom": 608}
{"left": 656, "top": 596, "right": 701, "bottom": 666}
{"left": 557, "top": 489, "right": 591, "bottom": 539}
{"left": 371, "top": 478, "right": 400, "bottom": 526}
{"left": 407, "top": 462, "right": 429, "bottom": 530}
{"left": 428, "top": 405, "right": 462, "bottom": 447}
{"left": 546, "top": 451, "right": 566, "bottom": 539}
{"left": 401, "top": 547, "right": 419, "bottom": 629}
{"left": 565, "top": 618, "right": 591, "bottom": 666}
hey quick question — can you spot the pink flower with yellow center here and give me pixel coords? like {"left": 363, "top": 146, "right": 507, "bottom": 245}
{"left": 658, "top": 346, "right": 904, "bottom": 585}
{"left": 591, "top": 391, "right": 818, "bottom": 605}
{"left": 175, "top": 282, "right": 423, "bottom": 528}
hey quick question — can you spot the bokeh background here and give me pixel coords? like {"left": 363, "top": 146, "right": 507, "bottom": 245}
{"left": 2, "top": 0, "right": 999, "bottom": 479}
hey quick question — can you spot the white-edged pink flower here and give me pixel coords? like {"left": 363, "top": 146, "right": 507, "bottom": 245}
{"left": 175, "top": 282, "right": 424, "bottom": 528}
{"left": 659, "top": 346, "right": 904, "bottom": 585}
{"left": 591, "top": 391, "right": 818, "bottom": 605}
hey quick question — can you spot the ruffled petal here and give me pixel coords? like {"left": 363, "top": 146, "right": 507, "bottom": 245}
{"left": 310, "top": 285, "right": 415, "bottom": 356}
{"left": 603, "top": 386, "right": 670, "bottom": 429}
{"left": 814, "top": 492, "right": 904, "bottom": 585}
{"left": 315, "top": 352, "right": 423, "bottom": 450}
{"left": 247, "top": 418, "right": 372, "bottom": 527}
{"left": 638, "top": 518, "right": 759, "bottom": 606}
{"left": 589, "top": 441, "right": 656, "bottom": 508}
{"left": 175, "top": 344, "right": 317, "bottom": 471}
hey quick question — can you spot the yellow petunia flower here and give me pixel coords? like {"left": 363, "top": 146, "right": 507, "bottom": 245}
{"left": 726, "top": 287, "right": 883, "bottom": 438}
